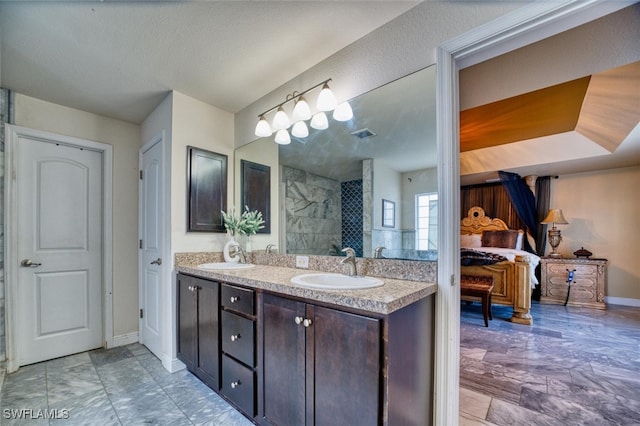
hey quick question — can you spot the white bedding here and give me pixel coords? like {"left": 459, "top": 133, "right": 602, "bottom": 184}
{"left": 463, "top": 246, "right": 540, "bottom": 287}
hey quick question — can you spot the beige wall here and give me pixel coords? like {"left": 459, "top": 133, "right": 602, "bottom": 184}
{"left": 551, "top": 166, "right": 640, "bottom": 302}
{"left": 373, "top": 159, "right": 402, "bottom": 231}
{"left": 14, "top": 93, "right": 141, "bottom": 336}
{"left": 401, "top": 167, "right": 438, "bottom": 230}
{"left": 170, "top": 91, "right": 235, "bottom": 254}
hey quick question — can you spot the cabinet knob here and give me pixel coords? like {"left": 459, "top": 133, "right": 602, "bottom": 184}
{"left": 230, "top": 380, "right": 241, "bottom": 389}
{"left": 303, "top": 318, "right": 312, "bottom": 328}
{"left": 230, "top": 296, "right": 239, "bottom": 303}
{"left": 294, "top": 316, "right": 303, "bottom": 325}
{"left": 230, "top": 334, "right": 241, "bottom": 342}
{"left": 188, "top": 285, "right": 193, "bottom": 291}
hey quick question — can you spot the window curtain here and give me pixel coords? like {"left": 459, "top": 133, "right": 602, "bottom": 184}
{"left": 498, "top": 171, "right": 536, "bottom": 253}
{"left": 535, "top": 176, "right": 551, "bottom": 257}
{"left": 460, "top": 182, "right": 526, "bottom": 232}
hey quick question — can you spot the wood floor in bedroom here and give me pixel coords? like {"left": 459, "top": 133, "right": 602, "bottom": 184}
{"left": 460, "top": 301, "right": 640, "bottom": 426}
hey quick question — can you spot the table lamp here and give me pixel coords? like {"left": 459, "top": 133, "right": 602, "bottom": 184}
{"left": 541, "top": 209, "right": 569, "bottom": 258}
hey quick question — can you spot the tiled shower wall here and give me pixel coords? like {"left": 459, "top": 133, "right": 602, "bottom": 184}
{"left": 0, "top": 88, "right": 9, "bottom": 360}
{"left": 283, "top": 166, "right": 342, "bottom": 255}
{"left": 341, "top": 179, "right": 363, "bottom": 257}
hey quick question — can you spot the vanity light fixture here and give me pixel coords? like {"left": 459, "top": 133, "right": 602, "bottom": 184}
{"left": 333, "top": 101, "right": 353, "bottom": 122}
{"left": 274, "top": 129, "right": 291, "bottom": 145}
{"left": 254, "top": 115, "right": 272, "bottom": 138}
{"left": 292, "top": 96, "right": 312, "bottom": 122}
{"left": 253, "top": 78, "right": 352, "bottom": 143}
{"left": 271, "top": 106, "right": 291, "bottom": 131}
{"left": 310, "top": 111, "right": 329, "bottom": 130}
{"left": 291, "top": 121, "right": 309, "bottom": 138}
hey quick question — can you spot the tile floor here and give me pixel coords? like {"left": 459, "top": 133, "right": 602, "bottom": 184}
{"left": 0, "top": 344, "right": 252, "bottom": 425}
{"left": 1, "top": 301, "right": 638, "bottom": 425}
{"left": 460, "top": 301, "right": 640, "bottom": 426}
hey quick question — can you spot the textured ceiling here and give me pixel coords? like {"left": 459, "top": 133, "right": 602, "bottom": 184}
{"left": 0, "top": 1, "right": 419, "bottom": 124}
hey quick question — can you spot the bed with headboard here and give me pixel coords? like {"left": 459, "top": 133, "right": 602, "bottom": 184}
{"left": 460, "top": 207, "right": 539, "bottom": 325}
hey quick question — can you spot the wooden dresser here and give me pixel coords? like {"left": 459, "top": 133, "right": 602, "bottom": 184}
{"left": 540, "top": 257, "right": 607, "bottom": 309}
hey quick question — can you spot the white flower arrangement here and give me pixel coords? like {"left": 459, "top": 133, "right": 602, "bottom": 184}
{"left": 221, "top": 206, "right": 265, "bottom": 236}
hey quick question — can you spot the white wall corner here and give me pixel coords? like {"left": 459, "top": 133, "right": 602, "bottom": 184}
{"left": 162, "top": 355, "right": 186, "bottom": 374}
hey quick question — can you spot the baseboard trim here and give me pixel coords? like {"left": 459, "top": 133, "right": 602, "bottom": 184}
{"left": 605, "top": 296, "right": 640, "bottom": 307}
{"left": 162, "top": 355, "right": 186, "bottom": 373}
{"left": 107, "top": 332, "right": 139, "bottom": 349}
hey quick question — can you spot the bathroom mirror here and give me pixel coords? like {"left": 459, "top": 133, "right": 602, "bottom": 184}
{"left": 235, "top": 65, "right": 437, "bottom": 260}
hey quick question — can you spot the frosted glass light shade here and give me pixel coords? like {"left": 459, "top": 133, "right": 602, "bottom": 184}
{"left": 316, "top": 83, "right": 337, "bottom": 111}
{"left": 310, "top": 112, "right": 329, "bottom": 130}
{"left": 291, "top": 121, "right": 309, "bottom": 138}
{"left": 272, "top": 106, "right": 290, "bottom": 131}
{"left": 254, "top": 116, "right": 272, "bottom": 137}
{"left": 332, "top": 101, "right": 353, "bottom": 121}
{"left": 292, "top": 96, "right": 312, "bottom": 122}
{"left": 274, "top": 129, "right": 291, "bottom": 145}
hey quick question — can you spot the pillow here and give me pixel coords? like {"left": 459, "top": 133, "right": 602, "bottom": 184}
{"left": 460, "top": 233, "right": 482, "bottom": 248}
{"left": 481, "top": 230, "right": 521, "bottom": 249}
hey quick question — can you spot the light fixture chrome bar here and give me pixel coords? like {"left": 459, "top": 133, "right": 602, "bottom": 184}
{"left": 256, "top": 78, "right": 332, "bottom": 119}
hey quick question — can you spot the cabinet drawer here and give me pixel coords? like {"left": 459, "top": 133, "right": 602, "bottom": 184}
{"left": 222, "top": 284, "right": 254, "bottom": 315}
{"left": 221, "top": 310, "right": 255, "bottom": 366}
{"left": 222, "top": 354, "right": 255, "bottom": 417}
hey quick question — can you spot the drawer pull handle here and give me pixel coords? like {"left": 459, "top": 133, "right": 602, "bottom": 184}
{"left": 230, "top": 380, "right": 241, "bottom": 389}
{"left": 303, "top": 318, "right": 313, "bottom": 328}
{"left": 294, "top": 316, "right": 303, "bottom": 325}
{"left": 230, "top": 296, "right": 239, "bottom": 303}
{"left": 230, "top": 334, "right": 241, "bottom": 342}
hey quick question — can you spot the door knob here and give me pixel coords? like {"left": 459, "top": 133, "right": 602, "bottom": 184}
{"left": 151, "top": 258, "right": 162, "bottom": 265}
{"left": 20, "top": 259, "right": 42, "bottom": 268}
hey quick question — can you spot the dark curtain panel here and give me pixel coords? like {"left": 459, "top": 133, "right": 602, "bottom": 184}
{"left": 460, "top": 182, "right": 526, "bottom": 232}
{"left": 498, "top": 171, "right": 537, "bottom": 253}
{"left": 535, "top": 176, "right": 552, "bottom": 256}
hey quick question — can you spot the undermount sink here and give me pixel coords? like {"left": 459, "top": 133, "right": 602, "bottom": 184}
{"left": 197, "top": 262, "right": 255, "bottom": 270}
{"left": 291, "top": 273, "right": 383, "bottom": 290}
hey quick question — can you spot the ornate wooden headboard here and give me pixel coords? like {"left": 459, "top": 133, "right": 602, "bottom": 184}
{"left": 460, "top": 206, "right": 509, "bottom": 235}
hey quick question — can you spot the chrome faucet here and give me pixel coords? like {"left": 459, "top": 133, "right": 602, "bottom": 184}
{"left": 229, "top": 244, "right": 247, "bottom": 264}
{"left": 374, "top": 246, "right": 386, "bottom": 259}
{"left": 340, "top": 247, "right": 357, "bottom": 276}
{"left": 266, "top": 244, "right": 276, "bottom": 254}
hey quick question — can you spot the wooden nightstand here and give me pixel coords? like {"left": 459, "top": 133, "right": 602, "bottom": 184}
{"left": 540, "top": 257, "right": 607, "bottom": 309}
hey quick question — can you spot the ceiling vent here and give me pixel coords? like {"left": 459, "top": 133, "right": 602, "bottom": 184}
{"left": 351, "top": 128, "right": 376, "bottom": 139}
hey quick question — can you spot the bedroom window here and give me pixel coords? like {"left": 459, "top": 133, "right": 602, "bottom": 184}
{"left": 416, "top": 192, "right": 438, "bottom": 250}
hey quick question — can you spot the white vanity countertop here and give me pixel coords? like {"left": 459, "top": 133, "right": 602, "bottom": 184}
{"left": 175, "top": 263, "right": 437, "bottom": 315}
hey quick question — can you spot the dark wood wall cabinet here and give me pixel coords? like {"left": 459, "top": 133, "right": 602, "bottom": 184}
{"left": 186, "top": 146, "right": 227, "bottom": 232}
{"left": 176, "top": 272, "right": 434, "bottom": 425}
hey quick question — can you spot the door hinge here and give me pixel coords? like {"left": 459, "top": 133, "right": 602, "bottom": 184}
{"left": 139, "top": 239, "right": 143, "bottom": 249}
{"left": 139, "top": 170, "right": 143, "bottom": 180}
{"left": 140, "top": 308, "right": 144, "bottom": 319}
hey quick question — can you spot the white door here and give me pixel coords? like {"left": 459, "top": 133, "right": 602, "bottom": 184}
{"left": 139, "top": 138, "right": 164, "bottom": 358}
{"left": 17, "top": 135, "right": 103, "bottom": 365}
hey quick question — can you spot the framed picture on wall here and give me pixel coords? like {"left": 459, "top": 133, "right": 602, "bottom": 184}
{"left": 186, "top": 146, "right": 227, "bottom": 232}
{"left": 382, "top": 199, "right": 395, "bottom": 228}
{"left": 241, "top": 160, "right": 271, "bottom": 233}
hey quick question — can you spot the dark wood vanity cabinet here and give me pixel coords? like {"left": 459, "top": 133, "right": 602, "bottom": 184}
{"left": 262, "top": 293, "right": 380, "bottom": 426}
{"left": 176, "top": 274, "right": 220, "bottom": 390}
{"left": 220, "top": 283, "right": 258, "bottom": 418}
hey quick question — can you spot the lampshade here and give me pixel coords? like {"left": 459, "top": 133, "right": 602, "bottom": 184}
{"left": 291, "top": 121, "right": 309, "bottom": 138}
{"left": 292, "top": 96, "right": 312, "bottom": 122}
{"left": 272, "top": 106, "right": 291, "bottom": 131}
{"left": 254, "top": 115, "right": 272, "bottom": 137}
{"left": 316, "top": 83, "right": 337, "bottom": 111}
{"left": 310, "top": 112, "right": 329, "bottom": 130}
{"left": 332, "top": 101, "right": 353, "bottom": 121}
{"left": 541, "top": 209, "right": 569, "bottom": 226}
{"left": 274, "top": 129, "right": 291, "bottom": 145}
